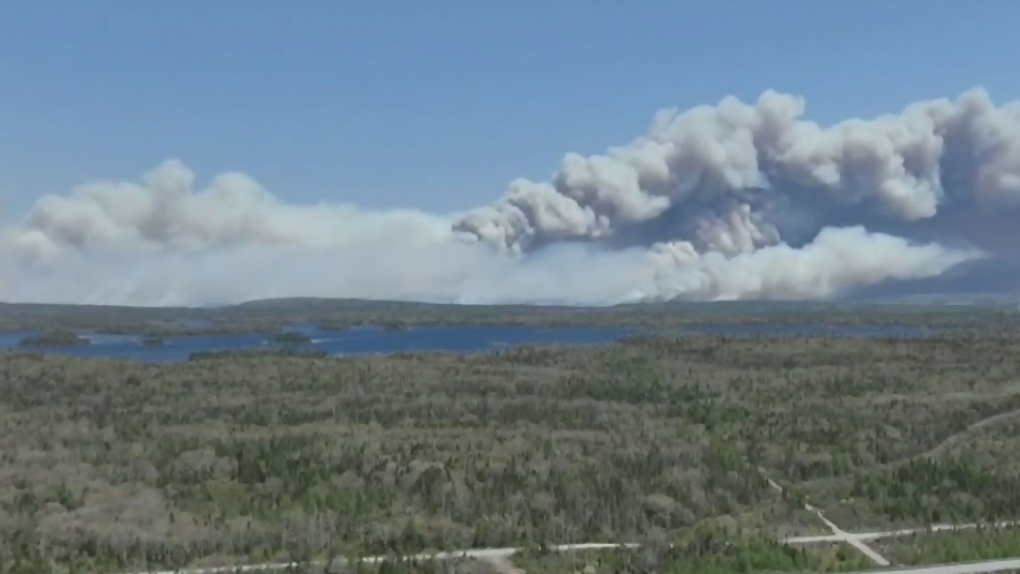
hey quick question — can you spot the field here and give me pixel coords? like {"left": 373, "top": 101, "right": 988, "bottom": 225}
{"left": 2, "top": 306, "right": 1020, "bottom": 572}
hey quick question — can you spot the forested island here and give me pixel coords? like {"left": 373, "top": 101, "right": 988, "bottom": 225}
{"left": 268, "top": 330, "right": 313, "bottom": 345}
{"left": 15, "top": 330, "right": 90, "bottom": 347}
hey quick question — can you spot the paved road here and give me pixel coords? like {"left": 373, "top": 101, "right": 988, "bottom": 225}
{"left": 130, "top": 533, "right": 1020, "bottom": 574}
{"left": 127, "top": 472, "right": 1020, "bottom": 574}
{"left": 134, "top": 545, "right": 639, "bottom": 574}
{"left": 872, "top": 558, "right": 1020, "bottom": 574}
{"left": 130, "top": 552, "right": 1020, "bottom": 574}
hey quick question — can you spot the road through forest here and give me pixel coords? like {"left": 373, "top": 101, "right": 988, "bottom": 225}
{"left": 128, "top": 521, "right": 1020, "bottom": 574}
{"left": 123, "top": 464, "right": 1020, "bottom": 574}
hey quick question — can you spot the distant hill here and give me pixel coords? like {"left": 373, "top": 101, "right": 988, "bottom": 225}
{"left": 0, "top": 291, "right": 1018, "bottom": 335}
{"left": 229, "top": 297, "right": 585, "bottom": 312}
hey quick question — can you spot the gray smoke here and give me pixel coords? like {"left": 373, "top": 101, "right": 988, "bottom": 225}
{"left": 454, "top": 88, "right": 1019, "bottom": 254}
{"left": 4, "top": 88, "right": 1017, "bottom": 306}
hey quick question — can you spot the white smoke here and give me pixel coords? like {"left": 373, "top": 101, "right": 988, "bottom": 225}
{"left": 4, "top": 87, "right": 1017, "bottom": 306}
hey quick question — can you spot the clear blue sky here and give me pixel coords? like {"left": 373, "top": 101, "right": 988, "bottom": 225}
{"left": 2, "top": 0, "right": 1018, "bottom": 218}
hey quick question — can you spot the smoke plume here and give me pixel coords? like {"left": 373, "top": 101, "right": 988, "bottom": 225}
{"left": 4, "top": 87, "right": 1019, "bottom": 306}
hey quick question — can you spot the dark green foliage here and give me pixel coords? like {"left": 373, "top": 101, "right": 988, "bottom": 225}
{"left": 851, "top": 457, "right": 1020, "bottom": 524}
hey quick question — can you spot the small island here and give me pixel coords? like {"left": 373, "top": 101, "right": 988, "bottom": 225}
{"left": 267, "top": 331, "right": 312, "bottom": 345}
{"left": 190, "top": 348, "right": 327, "bottom": 361}
{"left": 316, "top": 319, "right": 352, "bottom": 332}
{"left": 140, "top": 336, "right": 165, "bottom": 346}
{"left": 17, "top": 330, "right": 90, "bottom": 348}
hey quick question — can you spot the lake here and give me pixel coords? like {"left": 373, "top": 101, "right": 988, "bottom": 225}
{"left": 0, "top": 324, "right": 938, "bottom": 363}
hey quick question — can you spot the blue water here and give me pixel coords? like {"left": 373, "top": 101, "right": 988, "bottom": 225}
{"left": 0, "top": 325, "right": 641, "bottom": 363}
{"left": 0, "top": 324, "right": 937, "bottom": 363}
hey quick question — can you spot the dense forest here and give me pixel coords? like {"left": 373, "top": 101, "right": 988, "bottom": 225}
{"left": 1, "top": 328, "right": 1019, "bottom": 572}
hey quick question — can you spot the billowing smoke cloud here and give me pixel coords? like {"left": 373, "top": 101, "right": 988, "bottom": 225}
{"left": 454, "top": 88, "right": 1019, "bottom": 253}
{"left": 4, "top": 87, "right": 1018, "bottom": 306}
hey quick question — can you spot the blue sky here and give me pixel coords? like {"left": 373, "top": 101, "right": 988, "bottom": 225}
{"left": 2, "top": 0, "right": 1018, "bottom": 219}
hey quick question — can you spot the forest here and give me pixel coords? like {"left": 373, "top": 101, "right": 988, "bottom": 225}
{"left": 1, "top": 326, "right": 1020, "bottom": 572}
